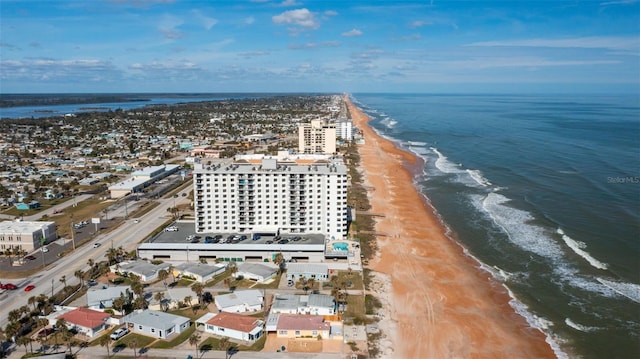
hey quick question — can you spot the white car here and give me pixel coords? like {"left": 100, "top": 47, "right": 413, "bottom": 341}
{"left": 41, "top": 246, "right": 49, "bottom": 253}
{"left": 133, "top": 219, "right": 140, "bottom": 223}
{"left": 110, "top": 327, "right": 129, "bottom": 340}
{"left": 165, "top": 226, "right": 178, "bottom": 232}
{"left": 93, "top": 243, "right": 101, "bottom": 248}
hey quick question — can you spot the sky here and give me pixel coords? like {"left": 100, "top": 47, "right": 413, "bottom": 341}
{"left": 0, "top": 0, "right": 639, "bottom": 93}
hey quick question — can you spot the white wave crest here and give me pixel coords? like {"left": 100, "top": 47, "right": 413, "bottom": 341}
{"left": 431, "top": 147, "right": 464, "bottom": 174}
{"left": 407, "top": 141, "right": 427, "bottom": 146}
{"left": 482, "top": 193, "right": 563, "bottom": 260}
{"left": 565, "top": 318, "right": 599, "bottom": 332}
{"left": 380, "top": 117, "right": 397, "bottom": 129}
{"left": 557, "top": 228, "right": 608, "bottom": 270}
{"left": 467, "top": 169, "right": 493, "bottom": 187}
{"left": 503, "top": 284, "right": 570, "bottom": 359}
{"left": 596, "top": 278, "right": 640, "bottom": 303}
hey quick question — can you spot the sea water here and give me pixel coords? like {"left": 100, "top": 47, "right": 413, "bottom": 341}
{"left": 352, "top": 93, "right": 640, "bottom": 359}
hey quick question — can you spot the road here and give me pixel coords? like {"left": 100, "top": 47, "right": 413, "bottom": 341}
{"left": 0, "top": 192, "right": 191, "bottom": 328}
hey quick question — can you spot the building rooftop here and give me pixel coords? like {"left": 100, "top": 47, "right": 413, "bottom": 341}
{"left": 276, "top": 314, "right": 330, "bottom": 331}
{"left": 215, "top": 289, "right": 263, "bottom": 309}
{"left": 0, "top": 220, "right": 55, "bottom": 234}
{"left": 205, "top": 311, "right": 263, "bottom": 333}
{"left": 57, "top": 307, "right": 110, "bottom": 329}
{"left": 124, "top": 309, "right": 189, "bottom": 331}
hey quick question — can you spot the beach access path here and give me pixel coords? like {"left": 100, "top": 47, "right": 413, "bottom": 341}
{"left": 346, "top": 95, "right": 556, "bottom": 359}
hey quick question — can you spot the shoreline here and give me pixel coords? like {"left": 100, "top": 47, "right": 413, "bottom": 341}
{"left": 346, "top": 95, "right": 556, "bottom": 358}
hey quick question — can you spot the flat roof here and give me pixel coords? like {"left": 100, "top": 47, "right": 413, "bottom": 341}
{"left": 0, "top": 220, "right": 55, "bottom": 233}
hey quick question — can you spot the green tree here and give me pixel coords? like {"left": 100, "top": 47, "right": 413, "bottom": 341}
{"left": 158, "top": 269, "right": 169, "bottom": 287}
{"left": 154, "top": 291, "right": 167, "bottom": 311}
{"left": 191, "top": 282, "right": 204, "bottom": 306}
{"left": 189, "top": 332, "right": 201, "bottom": 359}
{"left": 99, "top": 334, "right": 111, "bottom": 358}
{"left": 74, "top": 269, "right": 84, "bottom": 288}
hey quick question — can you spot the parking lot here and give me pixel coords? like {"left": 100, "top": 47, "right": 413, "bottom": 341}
{"left": 150, "top": 221, "right": 325, "bottom": 246}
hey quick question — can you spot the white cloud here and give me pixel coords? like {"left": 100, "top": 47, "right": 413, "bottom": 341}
{"left": 409, "top": 20, "right": 430, "bottom": 28}
{"left": 278, "top": 0, "right": 302, "bottom": 6}
{"left": 244, "top": 16, "right": 255, "bottom": 25}
{"left": 272, "top": 8, "right": 319, "bottom": 30}
{"left": 192, "top": 10, "right": 218, "bottom": 30}
{"left": 467, "top": 36, "right": 640, "bottom": 52}
{"left": 342, "top": 29, "right": 363, "bottom": 37}
{"left": 289, "top": 41, "right": 340, "bottom": 49}
{"left": 324, "top": 10, "right": 338, "bottom": 16}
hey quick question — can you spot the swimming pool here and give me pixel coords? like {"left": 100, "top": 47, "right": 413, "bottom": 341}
{"left": 332, "top": 242, "right": 349, "bottom": 251}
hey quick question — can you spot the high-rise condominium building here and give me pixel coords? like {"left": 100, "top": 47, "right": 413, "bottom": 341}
{"left": 298, "top": 119, "right": 336, "bottom": 154}
{"left": 193, "top": 152, "right": 348, "bottom": 240}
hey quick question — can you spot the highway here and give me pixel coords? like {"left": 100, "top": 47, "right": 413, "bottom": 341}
{"left": 0, "top": 191, "right": 191, "bottom": 329}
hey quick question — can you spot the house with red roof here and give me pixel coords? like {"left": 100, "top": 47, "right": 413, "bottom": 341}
{"left": 56, "top": 307, "right": 111, "bottom": 338}
{"left": 196, "top": 311, "right": 264, "bottom": 342}
{"left": 274, "top": 314, "right": 330, "bottom": 339}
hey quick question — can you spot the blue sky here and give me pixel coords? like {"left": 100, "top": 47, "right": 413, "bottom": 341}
{"left": 1, "top": 0, "right": 639, "bottom": 93}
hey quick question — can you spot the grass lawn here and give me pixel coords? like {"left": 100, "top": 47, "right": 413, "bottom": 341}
{"left": 344, "top": 294, "right": 366, "bottom": 320}
{"left": 150, "top": 324, "right": 195, "bottom": 349}
{"left": 113, "top": 332, "right": 156, "bottom": 350}
{"left": 335, "top": 270, "right": 364, "bottom": 290}
{"left": 199, "top": 332, "right": 266, "bottom": 353}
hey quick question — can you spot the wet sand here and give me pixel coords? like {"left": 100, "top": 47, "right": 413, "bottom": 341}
{"left": 346, "top": 96, "right": 556, "bottom": 359}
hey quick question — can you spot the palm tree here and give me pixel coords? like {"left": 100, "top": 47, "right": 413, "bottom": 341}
{"left": 112, "top": 295, "right": 126, "bottom": 315}
{"left": 191, "top": 282, "right": 204, "bottom": 306}
{"left": 218, "top": 337, "right": 231, "bottom": 359}
{"left": 158, "top": 269, "right": 169, "bottom": 287}
{"left": 106, "top": 247, "right": 118, "bottom": 265}
{"left": 59, "top": 275, "right": 67, "bottom": 289}
{"left": 28, "top": 296, "right": 37, "bottom": 312}
{"left": 273, "top": 252, "right": 284, "bottom": 273}
{"left": 16, "top": 336, "right": 32, "bottom": 355}
{"left": 307, "top": 278, "right": 316, "bottom": 292}
{"left": 129, "top": 338, "right": 138, "bottom": 358}
{"left": 99, "top": 335, "right": 111, "bottom": 358}
{"left": 167, "top": 264, "right": 176, "bottom": 284}
{"left": 184, "top": 295, "right": 192, "bottom": 308}
{"left": 154, "top": 291, "right": 166, "bottom": 311}
{"left": 74, "top": 269, "right": 84, "bottom": 288}
{"left": 87, "top": 258, "right": 95, "bottom": 277}
{"left": 189, "top": 332, "right": 201, "bottom": 359}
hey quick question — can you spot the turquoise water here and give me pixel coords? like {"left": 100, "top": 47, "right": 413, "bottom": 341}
{"left": 332, "top": 242, "right": 349, "bottom": 251}
{"left": 352, "top": 93, "right": 640, "bottom": 359}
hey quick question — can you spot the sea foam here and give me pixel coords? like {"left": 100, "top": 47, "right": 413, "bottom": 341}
{"left": 467, "top": 169, "right": 493, "bottom": 187}
{"left": 481, "top": 192, "right": 563, "bottom": 260}
{"left": 596, "top": 278, "right": 640, "bottom": 303}
{"left": 557, "top": 228, "right": 608, "bottom": 270}
{"left": 565, "top": 318, "right": 600, "bottom": 332}
{"left": 431, "top": 147, "right": 464, "bottom": 174}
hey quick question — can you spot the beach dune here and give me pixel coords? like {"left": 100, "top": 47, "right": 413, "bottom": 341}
{"left": 347, "top": 96, "right": 556, "bottom": 359}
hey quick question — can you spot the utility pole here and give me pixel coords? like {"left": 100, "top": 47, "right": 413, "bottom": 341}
{"left": 70, "top": 214, "right": 75, "bottom": 251}
{"left": 51, "top": 278, "right": 54, "bottom": 298}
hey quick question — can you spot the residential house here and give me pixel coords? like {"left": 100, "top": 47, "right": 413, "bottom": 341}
{"left": 270, "top": 294, "right": 335, "bottom": 316}
{"left": 196, "top": 311, "right": 264, "bottom": 342}
{"left": 285, "top": 263, "right": 329, "bottom": 282}
{"left": 86, "top": 285, "right": 133, "bottom": 311}
{"left": 214, "top": 289, "right": 263, "bottom": 313}
{"left": 56, "top": 307, "right": 110, "bottom": 338}
{"left": 234, "top": 263, "right": 277, "bottom": 283}
{"left": 274, "top": 314, "right": 330, "bottom": 339}
{"left": 123, "top": 309, "right": 190, "bottom": 340}
{"left": 174, "top": 262, "right": 226, "bottom": 283}
{"left": 114, "top": 260, "right": 171, "bottom": 283}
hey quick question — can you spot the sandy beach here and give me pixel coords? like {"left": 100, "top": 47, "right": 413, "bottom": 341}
{"left": 346, "top": 96, "right": 556, "bottom": 359}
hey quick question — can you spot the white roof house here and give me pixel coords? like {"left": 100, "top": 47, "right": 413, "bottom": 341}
{"left": 114, "top": 261, "right": 171, "bottom": 282}
{"left": 270, "top": 294, "right": 335, "bottom": 316}
{"left": 86, "top": 285, "right": 133, "bottom": 311}
{"left": 214, "top": 289, "right": 264, "bottom": 313}
{"left": 234, "top": 262, "right": 278, "bottom": 283}
{"left": 174, "top": 262, "right": 226, "bottom": 283}
{"left": 285, "top": 263, "right": 329, "bottom": 281}
{"left": 123, "top": 309, "right": 190, "bottom": 340}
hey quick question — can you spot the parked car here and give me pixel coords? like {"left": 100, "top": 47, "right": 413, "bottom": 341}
{"left": 165, "top": 226, "right": 178, "bottom": 232}
{"left": 110, "top": 327, "right": 129, "bottom": 340}
{"left": 252, "top": 234, "right": 261, "bottom": 241}
{"left": 24, "top": 255, "right": 36, "bottom": 261}
{"left": 41, "top": 246, "right": 49, "bottom": 253}
{"left": 24, "top": 285, "right": 36, "bottom": 292}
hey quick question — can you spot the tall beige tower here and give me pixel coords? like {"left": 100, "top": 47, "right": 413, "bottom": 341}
{"left": 298, "top": 119, "right": 336, "bottom": 154}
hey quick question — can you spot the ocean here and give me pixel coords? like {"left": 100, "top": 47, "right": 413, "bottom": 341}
{"left": 351, "top": 93, "right": 640, "bottom": 359}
